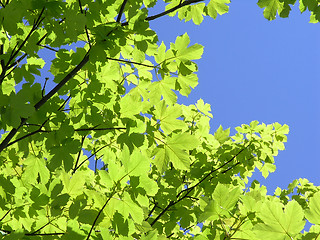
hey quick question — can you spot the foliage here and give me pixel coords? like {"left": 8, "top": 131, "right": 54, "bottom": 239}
{"left": 0, "top": 0, "right": 319, "bottom": 239}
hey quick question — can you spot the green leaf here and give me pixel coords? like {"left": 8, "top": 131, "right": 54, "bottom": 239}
{"left": 153, "top": 133, "right": 199, "bottom": 172}
{"left": 207, "top": 0, "right": 230, "bottom": 19}
{"left": 305, "top": 191, "right": 320, "bottom": 224}
{"left": 257, "top": 0, "right": 284, "bottom": 20}
{"left": 78, "top": 209, "right": 103, "bottom": 225}
{"left": 175, "top": 33, "right": 204, "bottom": 61}
{"left": 123, "top": 151, "right": 150, "bottom": 176}
{"left": 155, "top": 41, "right": 166, "bottom": 64}
{"left": 22, "top": 154, "right": 50, "bottom": 185}
{"left": 199, "top": 183, "right": 240, "bottom": 222}
{"left": 154, "top": 101, "right": 186, "bottom": 134}
{"left": 299, "top": 0, "right": 318, "bottom": 13}
{"left": 214, "top": 125, "right": 230, "bottom": 144}
{"left": 254, "top": 200, "right": 305, "bottom": 239}
{"left": 115, "top": 192, "right": 144, "bottom": 224}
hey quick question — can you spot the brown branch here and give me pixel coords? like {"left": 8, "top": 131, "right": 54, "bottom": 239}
{"left": 25, "top": 232, "right": 64, "bottom": 236}
{"left": 116, "top": 0, "right": 128, "bottom": 23}
{"left": 6, "top": 128, "right": 48, "bottom": 148}
{"left": 0, "top": 7, "right": 45, "bottom": 84}
{"left": 73, "top": 144, "right": 109, "bottom": 172}
{"left": 6, "top": 125, "right": 124, "bottom": 149}
{"left": 78, "top": 0, "right": 83, "bottom": 14}
{"left": 121, "top": 0, "right": 204, "bottom": 26}
{"left": 150, "top": 143, "right": 250, "bottom": 226}
{"left": 86, "top": 185, "right": 118, "bottom": 239}
{"left": 73, "top": 135, "right": 86, "bottom": 174}
{"left": 75, "top": 127, "right": 126, "bottom": 132}
{"left": 0, "top": 51, "right": 88, "bottom": 153}
{"left": 107, "top": 57, "right": 155, "bottom": 68}
{"left": 34, "top": 54, "right": 89, "bottom": 110}
{"left": 0, "top": 208, "right": 11, "bottom": 222}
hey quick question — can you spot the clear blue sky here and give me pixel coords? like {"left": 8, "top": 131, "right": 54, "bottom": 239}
{"left": 149, "top": 1, "right": 320, "bottom": 193}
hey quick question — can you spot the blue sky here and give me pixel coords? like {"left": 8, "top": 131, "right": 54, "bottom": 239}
{"left": 149, "top": 1, "right": 320, "bottom": 193}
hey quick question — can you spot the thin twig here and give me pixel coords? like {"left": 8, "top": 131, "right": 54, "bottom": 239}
{"left": 0, "top": 7, "right": 45, "bottom": 84}
{"left": 42, "top": 77, "right": 49, "bottom": 97}
{"left": 116, "top": 0, "right": 128, "bottom": 23}
{"left": 73, "top": 135, "right": 86, "bottom": 174}
{"left": 38, "top": 44, "right": 58, "bottom": 52}
{"left": 121, "top": 0, "right": 204, "bottom": 26}
{"left": 86, "top": 183, "right": 119, "bottom": 239}
{"left": 150, "top": 143, "right": 250, "bottom": 226}
{"left": 107, "top": 57, "right": 155, "bottom": 68}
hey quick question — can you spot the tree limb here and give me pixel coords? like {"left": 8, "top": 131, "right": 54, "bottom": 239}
{"left": 116, "top": 0, "right": 128, "bottom": 23}
{"left": 121, "top": 0, "right": 204, "bottom": 26}
{"left": 0, "top": 7, "right": 45, "bottom": 84}
{"left": 150, "top": 143, "right": 251, "bottom": 226}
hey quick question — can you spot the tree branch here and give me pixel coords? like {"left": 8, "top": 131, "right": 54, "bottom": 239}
{"left": 150, "top": 143, "right": 250, "bottom": 226}
{"left": 0, "top": 7, "right": 45, "bottom": 84}
{"left": 107, "top": 56, "right": 155, "bottom": 68}
{"left": 0, "top": 51, "right": 91, "bottom": 153}
{"left": 0, "top": 208, "right": 11, "bottom": 222}
{"left": 75, "top": 127, "right": 126, "bottom": 131}
{"left": 121, "top": 0, "right": 204, "bottom": 26}
{"left": 78, "top": 0, "right": 83, "bottom": 14}
{"left": 86, "top": 185, "right": 118, "bottom": 240}
{"left": 73, "top": 135, "right": 86, "bottom": 174}
{"left": 6, "top": 125, "right": 124, "bottom": 149}
{"left": 116, "top": 0, "right": 128, "bottom": 23}
{"left": 34, "top": 53, "right": 89, "bottom": 111}
{"left": 176, "top": 143, "right": 250, "bottom": 199}
{"left": 73, "top": 143, "right": 110, "bottom": 172}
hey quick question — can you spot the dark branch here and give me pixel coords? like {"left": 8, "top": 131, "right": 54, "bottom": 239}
{"left": 0, "top": 208, "right": 11, "bottom": 222}
{"left": 25, "top": 232, "right": 64, "bottom": 236}
{"left": 121, "top": 0, "right": 204, "bottom": 26}
{"left": 75, "top": 127, "right": 126, "bottom": 132}
{"left": 150, "top": 201, "right": 174, "bottom": 226}
{"left": 73, "top": 144, "right": 109, "bottom": 172}
{"left": 6, "top": 125, "right": 124, "bottom": 149}
{"left": 107, "top": 57, "right": 155, "bottom": 68}
{"left": 42, "top": 77, "right": 48, "bottom": 97}
{"left": 145, "top": 202, "right": 158, "bottom": 221}
{"left": 86, "top": 187, "right": 117, "bottom": 239}
{"left": 0, "top": 58, "right": 86, "bottom": 153}
{"left": 38, "top": 44, "right": 59, "bottom": 52}
{"left": 6, "top": 128, "right": 47, "bottom": 148}
{"left": 0, "top": 7, "right": 45, "bottom": 84}
{"left": 176, "top": 144, "right": 249, "bottom": 199}
{"left": 78, "top": 0, "right": 83, "bottom": 14}
{"left": 34, "top": 54, "right": 89, "bottom": 110}
{"left": 150, "top": 144, "right": 250, "bottom": 226}
{"left": 0, "top": 118, "right": 27, "bottom": 153}
{"left": 116, "top": 0, "right": 128, "bottom": 23}
{"left": 73, "top": 135, "right": 86, "bottom": 174}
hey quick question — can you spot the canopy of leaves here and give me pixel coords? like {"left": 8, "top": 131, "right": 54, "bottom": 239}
{"left": 0, "top": 0, "right": 319, "bottom": 239}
